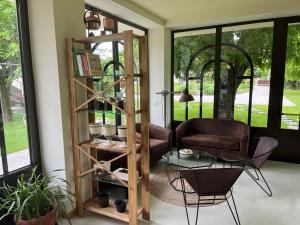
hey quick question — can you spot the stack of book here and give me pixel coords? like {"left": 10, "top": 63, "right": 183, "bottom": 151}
{"left": 72, "top": 48, "right": 102, "bottom": 76}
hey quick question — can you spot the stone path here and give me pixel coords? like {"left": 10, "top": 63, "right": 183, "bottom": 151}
{"left": 174, "top": 86, "right": 295, "bottom": 106}
{"left": 281, "top": 114, "right": 299, "bottom": 130}
{"left": 0, "top": 149, "right": 30, "bottom": 175}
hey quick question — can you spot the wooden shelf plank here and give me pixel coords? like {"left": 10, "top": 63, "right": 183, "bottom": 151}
{"left": 81, "top": 140, "right": 141, "bottom": 153}
{"left": 85, "top": 198, "right": 129, "bottom": 222}
{"left": 73, "top": 33, "right": 125, "bottom": 44}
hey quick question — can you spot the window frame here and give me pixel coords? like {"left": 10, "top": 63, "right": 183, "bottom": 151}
{"left": 0, "top": 0, "right": 41, "bottom": 184}
{"left": 171, "top": 15, "right": 300, "bottom": 132}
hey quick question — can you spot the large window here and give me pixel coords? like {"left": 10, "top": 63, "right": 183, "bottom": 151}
{"left": 0, "top": 0, "right": 40, "bottom": 179}
{"left": 172, "top": 17, "right": 300, "bottom": 131}
{"left": 85, "top": 5, "right": 147, "bottom": 127}
{"left": 173, "top": 29, "right": 215, "bottom": 121}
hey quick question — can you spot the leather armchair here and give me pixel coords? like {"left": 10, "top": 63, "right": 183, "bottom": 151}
{"left": 136, "top": 123, "right": 172, "bottom": 164}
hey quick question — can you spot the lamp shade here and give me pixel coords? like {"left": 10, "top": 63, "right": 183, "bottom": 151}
{"left": 103, "top": 18, "right": 115, "bottom": 31}
{"left": 179, "top": 89, "right": 194, "bottom": 102}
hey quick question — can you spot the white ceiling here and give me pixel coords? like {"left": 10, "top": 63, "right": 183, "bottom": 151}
{"left": 86, "top": 0, "right": 300, "bottom": 29}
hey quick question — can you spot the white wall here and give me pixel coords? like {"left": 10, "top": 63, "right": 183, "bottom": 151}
{"left": 148, "top": 27, "right": 171, "bottom": 127}
{"left": 28, "top": 0, "right": 91, "bottom": 210}
{"left": 27, "top": 0, "right": 171, "bottom": 213}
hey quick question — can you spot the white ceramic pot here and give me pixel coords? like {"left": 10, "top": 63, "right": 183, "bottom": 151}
{"left": 102, "top": 124, "right": 116, "bottom": 136}
{"left": 89, "top": 123, "right": 102, "bottom": 135}
{"left": 117, "top": 126, "right": 127, "bottom": 138}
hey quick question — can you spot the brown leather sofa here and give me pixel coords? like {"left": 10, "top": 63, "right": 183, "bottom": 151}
{"left": 98, "top": 123, "right": 172, "bottom": 171}
{"left": 176, "top": 118, "right": 250, "bottom": 158}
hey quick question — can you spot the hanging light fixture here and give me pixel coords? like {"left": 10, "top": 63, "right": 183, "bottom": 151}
{"left": 103, "top": 17, "right": 115, "bottom": 32}
{"left": 83, "top": 11, "right": 101, "bottom": 31}
{"left": 179, "top": 89, "right": 194, "bottom": 102}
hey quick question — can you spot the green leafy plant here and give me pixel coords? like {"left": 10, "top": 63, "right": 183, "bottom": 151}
{"left": 0, "top": 167, "right": 74, "bottom": 224}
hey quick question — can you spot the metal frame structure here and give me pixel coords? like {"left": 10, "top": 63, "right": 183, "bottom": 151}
{"left": 178, "top": 168, "right": 243, "bottom": 225}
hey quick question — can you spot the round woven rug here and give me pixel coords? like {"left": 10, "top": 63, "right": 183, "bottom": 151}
{"left": 150, "top": 169, "right": 229, "bottom": 207}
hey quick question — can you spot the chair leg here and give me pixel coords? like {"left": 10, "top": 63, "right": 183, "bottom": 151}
{"left": 245, "top": 168, "right": 272, "bottom": 196}
{"left": 180, "top": 179, "right": 201, "bottom": 225}
{"left": 254, "top": 168, "right": 260, "bottom": 180}
{"left": 245, "top": 168, "right": 259, "bottom": 180}
{"left": 226, "top": 190, "right": 241, "bottom": 225}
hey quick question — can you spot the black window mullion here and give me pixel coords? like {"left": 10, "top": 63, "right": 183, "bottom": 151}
{"left": 213, "top": 27, "right": 222, "bottom": 118}
{"left": 16, "top": 0, "right": 41, "bottom": 166}
{"left": 267, "top": 19, "right": 288, "bottom": 130}
{"left": 113, "top": 21, "right": 121, "bottom": 126}
{"left": 0, "top": 104, "right": 9, "bottom": 174}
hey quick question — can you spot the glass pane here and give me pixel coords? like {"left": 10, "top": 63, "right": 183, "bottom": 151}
{"left": 173, "top": 29, "right": 216, "bottom": 121}
{"left": 0, "top": 0, "right": 31, "bottom": 172}
{"left": 221, "top": 22, "right": 273, "bottom": 126}
{"left": 281, "top": 23, "right": 300, "bottom": 130}
{"left": 233, "top": 79, "right": 250, "bottom": 124}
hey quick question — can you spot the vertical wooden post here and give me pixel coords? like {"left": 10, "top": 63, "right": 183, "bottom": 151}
{"left": 84, "top": 42, "right": 98, "bottom": 198}
{"left": 65, "top": 38, "right": 84, "bottom": 217}
{"left": 124, "top": 31, "right": 138, "bottom": 225}
{"left": 139, "top": 36, "right": 150, "bottom": 220}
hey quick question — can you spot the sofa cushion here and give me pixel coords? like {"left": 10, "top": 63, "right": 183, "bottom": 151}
{"left": 181, "top": 134, "right": 240, "bottom": 151}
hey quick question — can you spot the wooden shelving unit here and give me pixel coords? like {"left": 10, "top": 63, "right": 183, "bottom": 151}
{"left": 65, "top": 30, "right": 150, "bottom": 225}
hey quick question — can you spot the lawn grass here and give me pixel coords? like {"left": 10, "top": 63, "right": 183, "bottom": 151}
{"left": 282, "top": 89, "right": 300, "bottom": 113}
{"left": 174, "top": 101, "right": 289, "bottom": 128}
{"left": 174, "top": 88, "right": 300, "bottom": 129}
{"left": 174, "top": 102, "right": 268, "bottom": 126}
{"left": 3, "top": 113, "right": 29, "bottom": 154}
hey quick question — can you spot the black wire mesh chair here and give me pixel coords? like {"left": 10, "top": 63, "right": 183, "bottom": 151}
{"left": 222, "top": 136, "right": 278, "bottom": 196}
{"left": 178, "top": 168, "right": 243, "bottom": 225}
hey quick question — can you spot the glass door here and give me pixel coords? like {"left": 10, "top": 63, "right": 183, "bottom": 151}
{"left": 280, "top": 23, "right": 300, "bottom": 131}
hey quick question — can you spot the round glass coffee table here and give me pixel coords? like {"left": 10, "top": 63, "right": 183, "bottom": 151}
{"left": 163, "top": 149, "right": 217, "bottom": 192}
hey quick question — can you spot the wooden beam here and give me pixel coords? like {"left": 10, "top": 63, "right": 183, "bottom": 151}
{"left": 65, "top": 38, "right": 84, "bottom": 217}
{"left": 139, "top": 35, "right": 150, "bottom": 220}
{"left": 124, "top": 30, "right": 138, "bottom": 225}
{"left": 73, "top": 32, "right": 125, "bottom": 44}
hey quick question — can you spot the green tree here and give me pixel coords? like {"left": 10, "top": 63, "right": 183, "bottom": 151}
{"left": 174, "top": 25, "right": 300, "bottom": 118}
{"left": 0, "top": 0, "right": 21, "bottom": 122}
{"left": 174, "top": 25, "right": 300, "bottom": 87}
{"left": 285, "top": 25, "right": 300, "bottom": 89}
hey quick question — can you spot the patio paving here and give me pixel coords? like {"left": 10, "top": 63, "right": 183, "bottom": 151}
{"left": 0, "top": 149, "right": 30, "bottom": 175}
{"left": 174, "top": 86, "right": 295, "bottom": 106}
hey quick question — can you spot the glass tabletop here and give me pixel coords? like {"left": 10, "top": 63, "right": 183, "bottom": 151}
{"left": 163, "top": 150, "right": 217, "bottom": 193}
{"left": 163, "top": 150, "right": 217, "bottom": 169}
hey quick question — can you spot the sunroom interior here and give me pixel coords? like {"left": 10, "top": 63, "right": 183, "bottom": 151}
{"left": 0, "top": 0, "right": 299, "bottom": 225}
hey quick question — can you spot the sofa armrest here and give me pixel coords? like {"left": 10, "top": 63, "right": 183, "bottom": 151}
{"left": 175, "top": 120, "right": 193, "bottom": 147}
{"left": 149, "top": 124, "right": 172, "bottom": 141}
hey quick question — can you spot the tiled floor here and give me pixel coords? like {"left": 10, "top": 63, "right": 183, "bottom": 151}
{"left": 64, "top": 160, "right": 300, "bottom": 225}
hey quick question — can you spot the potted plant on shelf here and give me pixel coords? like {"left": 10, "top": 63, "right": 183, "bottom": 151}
{"left": 0, "top": 167, "right": 73, "bottom": 225}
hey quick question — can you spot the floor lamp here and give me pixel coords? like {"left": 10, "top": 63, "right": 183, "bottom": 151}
{"left": 156, "top": 89, "right": 194, "bottom": 128}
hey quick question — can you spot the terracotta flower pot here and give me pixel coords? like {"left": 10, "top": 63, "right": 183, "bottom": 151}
{"left": 17, "top": 208, "right": 56, "bottom": 225}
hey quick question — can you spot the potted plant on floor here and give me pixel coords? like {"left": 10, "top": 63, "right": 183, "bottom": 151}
{"left": 0, "top": 167, "right": 73, "bottom": 225}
